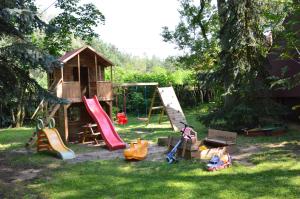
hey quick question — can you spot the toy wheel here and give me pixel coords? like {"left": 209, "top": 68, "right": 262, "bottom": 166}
{"left": 48, "top": 118, "right": 56, "bottom": 129}
{"left": 37, "top": 119, "right": 44, "bottom": 130}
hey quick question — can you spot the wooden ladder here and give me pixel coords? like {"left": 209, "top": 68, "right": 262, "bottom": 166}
{"left": 146, "top": 88, "right": 165, "bottom": 125}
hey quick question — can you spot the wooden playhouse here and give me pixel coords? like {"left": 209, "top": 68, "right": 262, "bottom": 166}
{"left": 32, "top": 46, "right": 114, "bottom": 142}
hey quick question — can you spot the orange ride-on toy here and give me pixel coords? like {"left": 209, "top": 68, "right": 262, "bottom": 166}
{"left": 124, "top": 138, "right": 148, "bottom": 160}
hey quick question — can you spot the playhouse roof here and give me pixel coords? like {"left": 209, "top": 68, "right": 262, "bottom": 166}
{"left": 58, "top": 46, "right": 114, "bottom": 67}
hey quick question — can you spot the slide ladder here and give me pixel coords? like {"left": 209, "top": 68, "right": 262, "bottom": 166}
{"left": 147, "top": 87, "right": 187, "bottom": 132}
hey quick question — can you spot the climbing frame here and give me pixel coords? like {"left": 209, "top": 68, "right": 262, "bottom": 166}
{"left": 157, "top": 87, "right": 187, "bottom": 131}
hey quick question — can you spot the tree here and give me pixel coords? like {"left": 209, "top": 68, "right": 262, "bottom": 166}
{"left": 0, "top": 0, "right": 104, "bottom": 127}
{"left": 0, "top": 0, "right": 61, "bottom": 127}
{"left": 162, "top": 0, "right": 289, "bottom": 130}
{"left": 43, "top": 0, "right": 105, "bottom": 56}
{"left": 162, "top": 0, "right": 220, "bottom": 71}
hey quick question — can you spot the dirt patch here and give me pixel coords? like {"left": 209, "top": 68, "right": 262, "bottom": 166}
{"left": 70, "top": 143, "right": 167, "bottom": 163}
{"left": 0, "top": 151, "right": 44, "bottom": 184}
{"left": 232, "top": 145, "right": 263, "bottom": 166}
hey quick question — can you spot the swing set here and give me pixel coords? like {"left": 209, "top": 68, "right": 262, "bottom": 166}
{"left": 114, "top": 82, "right": 162, "bottom": 124}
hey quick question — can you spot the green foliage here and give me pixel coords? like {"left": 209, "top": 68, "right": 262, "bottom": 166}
{"left": 0, "top": 0, "right": 63, "bottom": 127}
{"left": 162, "top": 0, "right": 220, "bottom": 70}
{"left": 163, "top": 0, "right": 294, "bottom": 130}
{"left": 0, "top": 0, "right": 105, "bottom": 127}
{"left": 44, "top": 0, "right": 105, "bottom": 56}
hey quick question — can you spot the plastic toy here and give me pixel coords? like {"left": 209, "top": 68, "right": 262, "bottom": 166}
{"left": 199, "top": 145, "right": 208, "bottom": 151}
{"left": 26, "top": 118, "right": 76, "bottom": 160}
{"left": 166, "top": 121, "right": 195, "bottom": 164}
{"left": 117, "top": 112, "right": 128, "bottom": 125}
{"left": 207, "top": 154, "right": 231, "bottom": 171}
{"left": 124, "top": 138, "right": 148, "bottom": 160}
{"left": 83, "top": 96, "right": 126, "bottom": 150}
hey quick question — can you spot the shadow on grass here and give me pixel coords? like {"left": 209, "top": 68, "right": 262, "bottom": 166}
{"left": 249, "top": 141, "right": 300, "bottom": 165}
{"left": 32, "top": 159, "right": 300, "bottom": 199}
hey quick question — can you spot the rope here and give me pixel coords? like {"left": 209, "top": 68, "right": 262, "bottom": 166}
{"left": 144, "top": 85, "right": 148, "bottom": 117}
{"left": 40, "top": 0, "right": 58, "bottom": 15}
{"left": 123, "top": 88, "right": 127, "bottom": 115}
{"left": 136, "top": 86, "right": 139, "bottom": 117}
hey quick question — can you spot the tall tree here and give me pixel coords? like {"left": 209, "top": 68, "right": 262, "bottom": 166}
{"left": 44, "top": 0, "right": 105, "bottom": 56}
{"left": 162, "top": 0, "right": 220, "bottom": 70}
{"left": 163, "top": 0, "right": 288, "bottom": 130}
{"left": 0, "top": 0, "right": 104, "bottom": 127}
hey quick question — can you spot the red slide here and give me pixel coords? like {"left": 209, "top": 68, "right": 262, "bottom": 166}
{"left": 83, "top": 96, "right": 126, "bottom": 150}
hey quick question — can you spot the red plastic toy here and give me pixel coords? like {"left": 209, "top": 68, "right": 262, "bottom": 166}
{"left": 117, "top": 112, "right": 128, "bottom": 125}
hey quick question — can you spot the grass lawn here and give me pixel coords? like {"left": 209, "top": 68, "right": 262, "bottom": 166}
{"left": 0, "top": 107, "right": 299, "bottom": 199}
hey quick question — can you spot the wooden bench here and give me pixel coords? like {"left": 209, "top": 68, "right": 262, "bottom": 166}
{"left": 204, "top": 129, "right": 237, "bottom": 146}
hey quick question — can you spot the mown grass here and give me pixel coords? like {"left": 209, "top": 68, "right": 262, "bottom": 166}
{"left": 0, "top": 106, "right": 299, "bottom": 198}
{"left": 29, "top": 156, "right": 300, "bottom": 199}
{"left": 0, "top": 127, "right": 33, "bottom": 151}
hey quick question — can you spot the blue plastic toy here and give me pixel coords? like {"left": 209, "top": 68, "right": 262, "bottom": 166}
{"left": 166, "top": 122, "right": 194, "bottom": 164}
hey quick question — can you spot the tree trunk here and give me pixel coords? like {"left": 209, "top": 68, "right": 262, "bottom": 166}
{"left": 14, "top": 87, "right": 26, "bottom": 128}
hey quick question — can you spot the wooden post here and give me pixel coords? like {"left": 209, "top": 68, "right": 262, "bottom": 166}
{"left": 61, "top": 67, "right": 64, "bottom": 82}
{"left": 77, "top": 54, "right": 81, "bottom": 83}
{"left": 99, "top": 65, "right": 102, "bottom": 81}
{"left": 110, "top": 66, "right": 113, "bottom": 82}
{"left": 107, "top": 101, "right": 113, "bottom": 120}
{"left": 63, "top": 104, "right": 70, "bottom": 142}
{"left": 146, "top": 87, "right": 157, "bottom": 126}
{"left": 95, "top": 55, "right": 98, "bottom": 81}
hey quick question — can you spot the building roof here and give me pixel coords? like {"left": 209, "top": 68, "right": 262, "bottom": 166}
{"left": 58, "top": 46, "right": 114, "bottom": 67}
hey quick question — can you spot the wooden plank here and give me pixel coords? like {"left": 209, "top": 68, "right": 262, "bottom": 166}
{"left": 62, "top": 82, "right": 81, "bottom": 99}
{"left": 63, "top": 104, "right": 70, "bottom": 142}
{"left": 77, "top": 54, "right": 80, "bottom": 83}
{"left": 151, "top": 106, "right": 164, "bottom": 110}
{"left": 95, "top": 55, "right": 98, "bottom": 81}
{"left": 113, "top": 82, "right": 159, "bottom": 87}
{"left": 110, "top": 65, "right": 113, "bottom": 82}
{"left": 207, "top": 129, "right": 237, "bottom": 143}
{"left": 97, "top": 81, "right": 113, "bottom": 100}
{"left": 46, "top": 104, "right": 61, "bottom": 124}
{"left": 146, "top": 87, "right": 158, "bottom": 126}
{"left": 157, "top": 87, "right": 186, "bottom": 131}
{"left": 31, "top": 98, "right": 44, "bottom": 119}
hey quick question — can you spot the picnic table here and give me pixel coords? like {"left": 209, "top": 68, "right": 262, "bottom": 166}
{"left": 78, "top": 123, "right": 102, "bottom": 145}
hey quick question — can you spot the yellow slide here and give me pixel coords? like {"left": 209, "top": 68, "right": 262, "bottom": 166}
{"left": 124, "top": 138, "right": 148, "bottom": 160}
{"left": 38, "top": 128, "right": 76, "bottom": 160}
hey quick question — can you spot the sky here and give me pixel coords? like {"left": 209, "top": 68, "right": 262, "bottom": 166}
{"left": 36, "top": 0, "right": 182, "bottom": 59}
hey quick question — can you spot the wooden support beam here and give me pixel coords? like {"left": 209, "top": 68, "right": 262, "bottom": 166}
{"left": 158, "top": 108, "right": 164, "bottom": 124}
{"left": 77, "top": 54, "right": 81, "bottom": 83}
{"left": 113, "top": 82, "right": 159, "bottom": 87}
{"left": 63, "top": 104, "right": 70, "bottom": 142}
{"left": 110, "top": 66, "right": 113, "bottom": 82}
{"left": 95, "top": 55, "right": 98, "bottom": 81}
{"left": 146, "top": 88, "right": 158, "bottom": 126}
{"left": 61, "top": 67, "right": 64, "bottom": 82}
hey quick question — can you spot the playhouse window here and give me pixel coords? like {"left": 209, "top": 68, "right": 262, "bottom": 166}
{"left": 68, "top": 107, "right": 80, "bottom": 122}
{"left": 72, "top": 67, "right": 79, "bottom": 81}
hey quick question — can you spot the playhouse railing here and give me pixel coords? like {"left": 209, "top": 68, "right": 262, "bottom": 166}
{"left": 97, "top": 81, "right": 113, "bottom": 101}
{"left": 60, "top": 81, "right": 81, "bottom": 100}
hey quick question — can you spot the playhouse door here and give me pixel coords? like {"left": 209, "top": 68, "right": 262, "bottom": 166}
{"left": 80, "top": 67, "right": 89, "bottom": 97}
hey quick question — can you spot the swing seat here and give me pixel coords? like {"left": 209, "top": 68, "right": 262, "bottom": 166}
{"left": 117, "top": 112, "right": 128, "bottom": 125}
{"left": 137, "top": 117, "right": 148, "bottom": 121}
